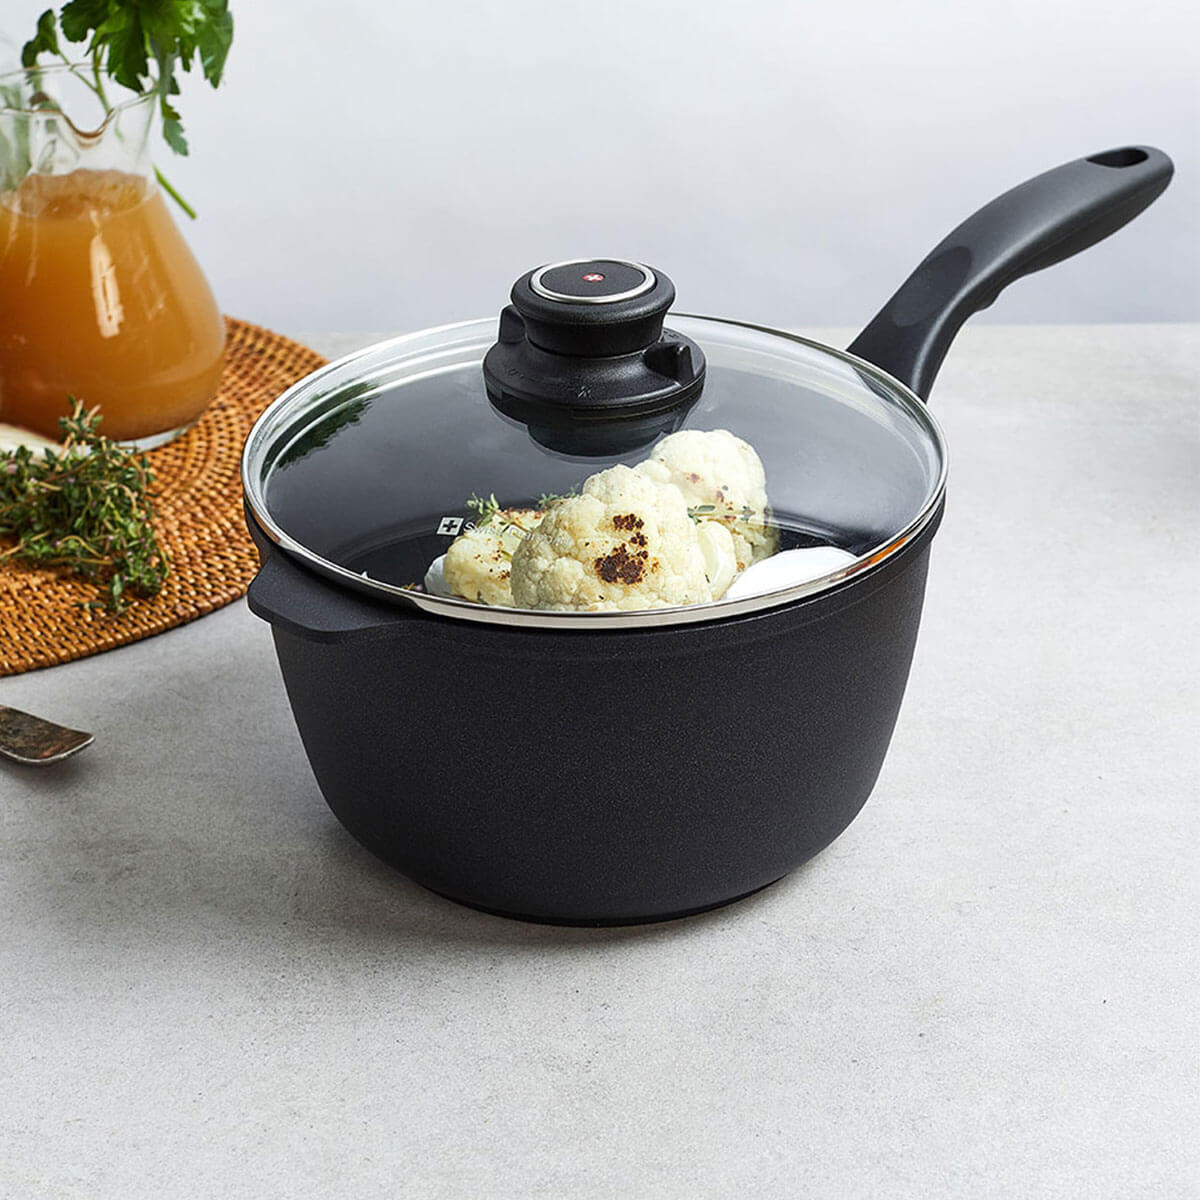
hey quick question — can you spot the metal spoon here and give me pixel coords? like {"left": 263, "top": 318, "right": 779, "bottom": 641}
{"left": 0, "top": 704, "right": 94, "bottom": 765}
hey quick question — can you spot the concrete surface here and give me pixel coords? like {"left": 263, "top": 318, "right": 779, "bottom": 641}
{"left": 1, "top": 326, "right": 1197, "bottom": 1199}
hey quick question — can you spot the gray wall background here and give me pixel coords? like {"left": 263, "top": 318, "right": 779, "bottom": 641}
{"left": 5, "top": 0, "right": 1198, "bottom": 334}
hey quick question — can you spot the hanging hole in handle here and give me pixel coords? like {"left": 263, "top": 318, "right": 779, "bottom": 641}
{"left": 1087, "top": 148, "right": 1150, "bottom": 168}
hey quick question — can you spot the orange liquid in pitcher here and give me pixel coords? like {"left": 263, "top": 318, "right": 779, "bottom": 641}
{"left": 0, "top": 168, "right": 225, "bottom": 441}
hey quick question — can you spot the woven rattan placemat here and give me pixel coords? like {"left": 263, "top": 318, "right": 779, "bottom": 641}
{"left": 0, "top": 317, "right": 327, "bottom": 677}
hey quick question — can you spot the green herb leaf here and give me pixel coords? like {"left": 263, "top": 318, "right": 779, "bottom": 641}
{"left": 195, "top": 1, "right": 233, "bottom": 86}
{"left": 59, "top": 0, "right": 111, "bottom": 43}
{"left": 0, "top": 399, "right": 170, "bottom": 615}
{"left": 109, "top": 9, "right": 148, "bottom": 92}
{"left": 21, "top": 9, "right": 61, "bottom": 67}
{"left": 465, "top": 493, "right": 501, "bottom": 527}
{"left": 161, "top": 113, "right": 188, "bottom": 155}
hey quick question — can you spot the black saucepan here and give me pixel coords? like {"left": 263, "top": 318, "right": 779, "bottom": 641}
{"left": 243, "top": 146, "right": 1172, "bottom": 924}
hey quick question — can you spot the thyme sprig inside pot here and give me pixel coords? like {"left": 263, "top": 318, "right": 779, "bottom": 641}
{"left": 0, "top": 398, "right": 169, "bottom": 613}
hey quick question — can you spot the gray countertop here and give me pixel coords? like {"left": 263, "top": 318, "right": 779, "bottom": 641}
{"left": 2, "top": 325, "right": 1197, "bottom": 1199}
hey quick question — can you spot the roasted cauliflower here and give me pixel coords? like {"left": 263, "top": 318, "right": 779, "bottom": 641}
{"left": 442, "top": 507, "right": 544, "bottom": 606}
{"left": 509, "top": 465, "right": 717, "bottom": 611}
{"left": 635, "top": 428, "right": 778, "bottom": 569}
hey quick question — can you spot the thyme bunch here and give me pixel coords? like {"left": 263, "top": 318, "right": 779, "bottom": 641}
{"left": 0, "top": 399, "right": 169, "bottom": 613}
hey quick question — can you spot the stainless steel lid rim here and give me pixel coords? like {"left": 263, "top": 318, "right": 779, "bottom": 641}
{"left": 242, "top": 316, "right": 949, "bottom": 632}
{"left": 249, "top": 494, "right": 945, "bottom": 634}
{"left": 248, "top": 496, "right": 945, "bottom": 658}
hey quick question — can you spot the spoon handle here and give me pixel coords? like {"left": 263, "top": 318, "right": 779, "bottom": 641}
{"left": 0, "top": 704, "right": 94, "bottom": 765}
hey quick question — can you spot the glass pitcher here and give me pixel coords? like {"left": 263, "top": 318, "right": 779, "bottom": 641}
{"left": 0, "top": 65, "right": 225, "bottom": 446}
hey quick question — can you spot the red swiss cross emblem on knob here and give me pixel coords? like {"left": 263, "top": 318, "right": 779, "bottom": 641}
{"left": 582, "top": 273, "right": 605, "bottom": 282}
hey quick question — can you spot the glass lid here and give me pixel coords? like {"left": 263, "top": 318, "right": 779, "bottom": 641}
{"left": 243, "top": 260, "right": 947, "bottom": 630}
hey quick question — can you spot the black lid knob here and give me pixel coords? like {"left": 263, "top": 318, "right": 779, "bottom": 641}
{"left": 482, "top": 259, "right": 706, "bottom": 451}
{"left": 511, "top": 259, "right": 673, "bottom": 357}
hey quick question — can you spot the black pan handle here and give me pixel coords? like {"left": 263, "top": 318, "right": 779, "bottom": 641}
{"left": 847, "top": 145, "right": 1173, "bottom": 400}
{"left": 247, "top": 543, "right": 413, "bottom": 643}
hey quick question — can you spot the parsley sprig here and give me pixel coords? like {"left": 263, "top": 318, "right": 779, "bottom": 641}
{"left": 0, "top": 399, "right": 169, "bottom": 613}
{"left": 19, "top": 2, "right": 233, "bottom": 218}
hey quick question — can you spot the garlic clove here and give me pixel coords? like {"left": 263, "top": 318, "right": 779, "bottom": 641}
{"left": 423, "top": 554, "right": 455, "bottom": 598}
{"left": 724, "top": 546, "right": 857, "bottom": 601}
{"left": 695, "top": 521, "right": 738, "bottom": 600}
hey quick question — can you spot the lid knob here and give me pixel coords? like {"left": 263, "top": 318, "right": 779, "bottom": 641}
{"left": 482, "top": 259, "right": 706, "bottom": 450}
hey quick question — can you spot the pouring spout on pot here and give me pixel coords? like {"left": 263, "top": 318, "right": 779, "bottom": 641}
{"left": 847, "top": 145, "right": 1173, "bottom": 401}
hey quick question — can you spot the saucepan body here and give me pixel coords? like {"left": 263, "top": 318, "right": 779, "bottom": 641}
{"left": 243, "top": 145, "right": 1171, "bottom": 923}
{"left": 247, "top": 507, "right": 941, "bottom": 923}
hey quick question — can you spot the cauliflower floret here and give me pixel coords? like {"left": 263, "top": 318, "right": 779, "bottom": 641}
{"left": 510, "top": 465, "right": 714, "bottom": 611}
{"left": 442, "top": 508, "right": 543, "bottom": 606}
{"left": 635, "top": 428, "right": 779, "bottom": 570}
